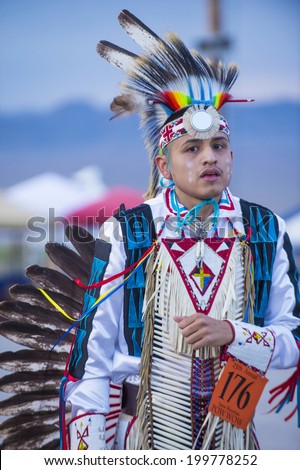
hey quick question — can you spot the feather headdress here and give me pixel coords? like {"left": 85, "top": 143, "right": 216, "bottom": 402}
{"left": 97, "top": 10, "right": 248, "bottom": 198}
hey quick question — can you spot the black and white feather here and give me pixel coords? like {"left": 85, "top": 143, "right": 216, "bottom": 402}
{"left": 0, "top": 225, "right": 95, "bottom": 450}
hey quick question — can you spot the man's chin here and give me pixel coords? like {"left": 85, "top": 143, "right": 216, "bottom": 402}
{"left": 196, "top": 189, "right": 225, "bottom": 202}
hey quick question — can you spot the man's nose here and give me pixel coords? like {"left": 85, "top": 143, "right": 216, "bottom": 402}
{"left": 202, "top": 146, "right": 217, "bottom": 164}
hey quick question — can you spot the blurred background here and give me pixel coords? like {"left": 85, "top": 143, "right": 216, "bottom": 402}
{"left": 0, "top": 0, "right": 299, "bottom": 449}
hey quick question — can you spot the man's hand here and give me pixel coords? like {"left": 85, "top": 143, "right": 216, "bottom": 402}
{"left": 173, "top": 313, "right": 234, "bottom": 350}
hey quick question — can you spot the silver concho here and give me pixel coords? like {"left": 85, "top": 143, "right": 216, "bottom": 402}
{"left": 183, "top": 105, "right": 220, "bottom": 140}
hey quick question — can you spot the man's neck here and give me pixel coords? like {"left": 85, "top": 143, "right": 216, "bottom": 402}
{"left": 174, "top": 190, "right": 221, "bottom": 221}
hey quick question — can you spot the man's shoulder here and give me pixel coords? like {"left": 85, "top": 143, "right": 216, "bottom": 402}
{"left": 116, "top": 202, "right": 150, "bottom": 218}
{"left": 238, "top": 197, "right": 282, "bottom": 241}
{"left": 114, "top": 192, "right": 163, "bottom": 220}
{"left": 238, "top": 197, "right": 277, "bottom": 217}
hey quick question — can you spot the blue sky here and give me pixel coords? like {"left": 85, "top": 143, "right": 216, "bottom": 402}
{"left": 0, "top": 0, "right": 299, "bottom": 113}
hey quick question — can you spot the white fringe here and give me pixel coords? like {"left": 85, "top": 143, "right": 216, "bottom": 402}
{"left": 152, "top": 239, "right": 241, "bottom": 358}
{"left": 126, "top": 417, "right": 142, "bottom": 450}
{"left": 150, "top": 270, "right": 193, "bottom": 449}
{"left": 192, "top": 241, "right": 256, "bottom": 450}
{"left": 196, "top": 410, "right": 255, "bottom": 450}
{"left": 139, "top": 238, "right": 256, "bottom": 449}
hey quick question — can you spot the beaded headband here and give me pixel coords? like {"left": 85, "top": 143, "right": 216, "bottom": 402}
{"left": 159, "top": 106, "right": 230, "bottom": 149}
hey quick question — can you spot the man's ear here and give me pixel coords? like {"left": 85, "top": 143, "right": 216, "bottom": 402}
{"left": 155, "top": 153, "right": 172, "bottom": 179}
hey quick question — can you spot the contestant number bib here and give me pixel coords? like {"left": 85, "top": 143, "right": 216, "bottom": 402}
{"left": 209, "top": 357, "right": 268, "bottom": 430}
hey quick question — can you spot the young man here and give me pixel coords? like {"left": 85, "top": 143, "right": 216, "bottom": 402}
{"left": 62, "top": 10, "right": 300, "bottom": 450}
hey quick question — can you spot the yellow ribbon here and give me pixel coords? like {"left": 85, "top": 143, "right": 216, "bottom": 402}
{"left": 38, "top": 288, "right": 76, "bottom": 321}
{"left": 38, "top": 240, "right": 157, "bottom": 323}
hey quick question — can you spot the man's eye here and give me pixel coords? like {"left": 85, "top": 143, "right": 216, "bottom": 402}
{"left": 187, "top": 146, "right": 198, "bottom": 152}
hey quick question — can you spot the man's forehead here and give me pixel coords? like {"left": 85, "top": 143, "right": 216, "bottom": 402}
{"left": 174, "top": 133, "right": 229, "bottom": 146}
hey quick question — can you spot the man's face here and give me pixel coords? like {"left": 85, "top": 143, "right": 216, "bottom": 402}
{"left": 156, "top": 132, "right": 232, "bottom": 209}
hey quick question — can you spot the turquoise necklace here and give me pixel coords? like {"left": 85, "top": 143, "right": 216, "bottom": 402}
{"left": 171, "top": 188, "right": 220, "bottom": 269}
{"left": 171, "top": 187, "right": 220, "bottom": 234}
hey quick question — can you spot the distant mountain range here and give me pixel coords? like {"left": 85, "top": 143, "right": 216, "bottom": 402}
{"left": 0, "top": 101, "right": 299, "bottom": 216}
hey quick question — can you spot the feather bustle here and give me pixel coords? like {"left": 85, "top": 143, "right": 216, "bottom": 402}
{"left": 0, "top": 301, "right": 72, "bottom": 328}
{"left": 0, "top": 222, "right": 95, "bottom": 449}
{"left": 0, "top": 321, "right": 71, "bottom": 353}
{"left": 0, "top": 350, "right": 66, "bottom": 372}
{"left": 0, "top": 425, "right": 60, "bottom": 450}
{"left": 0, "top": 370, "right": 63, "bottom": 394}
{"left": 25, "top": 265, "right": 84, "bottom": 303}
{"left": 45, "top": 242, "right": 90, "bottom": 282}
{"left": 0, "top": 390, "right": 59, "bottom": 415}
{"left": 64, "top": 224, "right": 95, "bottom": 266}
{"left": 8, "top": 284, "right": 82, "bottom": 317}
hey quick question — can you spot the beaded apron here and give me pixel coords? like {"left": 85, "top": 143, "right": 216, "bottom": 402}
{"left": 135, "top": 235, "right": 258, "bottom": 450}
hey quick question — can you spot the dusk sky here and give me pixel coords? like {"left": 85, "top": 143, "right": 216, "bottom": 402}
{"left": 1, "top": 0, "right": 299, "bottom": 113}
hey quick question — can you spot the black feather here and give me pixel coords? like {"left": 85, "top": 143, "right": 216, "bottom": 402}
{"left": 45, "top": 242, "right": 91, "bottom": 282}
{"left": 0, "top": 301, "right": 72, "bottom": 328}
{"left": 0, "top": 321, "right": 71, "bottom": 353}
{"left": 0, "top": 410, "right": 59, "bottom": 432}
{"left": 96, "top": 40, "right": 138, "bottom": 70}
{"left": 0, "top": 410, "right": 70, "bottom": 450}
{"left": 0, "top": 350, "right": 66, "bottom": 372}
{"left": 8, "top": 284, "right": 82, "bottom": 318}
{"left": 0, "top": 425, "right": 60, "bottom": 450}
{"left": 25, "top": 265, "right": 84, "bottom": 303}
{"left": 0, "top": 223, "right": 96, "bottom": 449}
{"left": 0, "top": 390, "right": 59, "bottom": 416}
{"left": 0, "top": 370, "right": 63, "bottom": 394}
{"left": 118, "top": 9, "right": 163, "bottom": 46}
{"left": 65, "top": 224, "right": 95, "bottom": 266}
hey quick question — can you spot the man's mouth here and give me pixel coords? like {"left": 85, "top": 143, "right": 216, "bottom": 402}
{"left": 200, "top": 168, "right": 221, "bottom": 180}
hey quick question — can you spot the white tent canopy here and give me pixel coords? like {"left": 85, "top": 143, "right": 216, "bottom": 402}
{"left": 4, "top": 166, "right": 107, "bottom": 220}
{"left": 0, "top": 191, "right": 34, "bottom": 227}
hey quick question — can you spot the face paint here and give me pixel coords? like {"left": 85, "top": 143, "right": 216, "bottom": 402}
{"left": 184, "top": 160, "right": 196, "bottom": 183}
{"left": 225, "top": 157, "right": 232, "bottom": 178}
